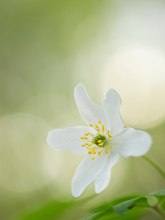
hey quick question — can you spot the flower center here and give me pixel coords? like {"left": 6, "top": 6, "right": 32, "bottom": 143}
{"left": 80, "top": 119, "right": 113, "bottom": 160}
{"left": 93, "top": 134, "right": 107, "bottom": 147}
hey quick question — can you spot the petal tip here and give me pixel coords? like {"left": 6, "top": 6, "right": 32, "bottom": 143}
{"left": 95, "top": 186, "right": 104, "bottom": 194}
{"left": 71, "top": 184, "right": 82, "bottom": 198}
{"left": 115, "top": 128, "right": 153, "bottom": 157}
{"left": 46, "top": 130, "right": 53, "bottom": 145}
{"left": 143, "top": 132, "right": 153, "bottom": 154}
{"left": 104, "top": 89, "right": 122, "bottom": 102}
{"left": 141, "top": 131, "right": 153, "bottom": 152}
{"left": 47, "top": 128, "right": 64, "bottom": 148}
{"left": 71, "top": 191, "right": 81, "bottom": 198}
{"left": 74, "top": 83, "right": 85, "bottom": 93}
{"left": 74, "top": 83, "right": 86, "bottom": 102}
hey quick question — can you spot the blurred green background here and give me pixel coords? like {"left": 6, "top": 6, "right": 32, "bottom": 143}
{"left": 0, "top": 0, "right": 165, "bottom": 219}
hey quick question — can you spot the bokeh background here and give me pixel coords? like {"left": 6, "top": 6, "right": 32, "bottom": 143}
{"left": 0, "top": 0, "right": 165, "bottom": 219}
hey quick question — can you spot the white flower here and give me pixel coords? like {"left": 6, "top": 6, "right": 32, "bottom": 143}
{"left": 47, "top": 83, "right": 152, "bottom": 198}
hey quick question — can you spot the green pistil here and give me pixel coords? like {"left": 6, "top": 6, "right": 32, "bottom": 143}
{"left": 93, "top": 134, "right": 107, "bottom": 147}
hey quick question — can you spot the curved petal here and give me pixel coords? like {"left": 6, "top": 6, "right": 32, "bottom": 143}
{"left": 113, "top": 128, "right": 152, "bottom": 157}
{"left": 74, "top": 83, "right": 107, "bottom": 126}
{"left": 47, "top": 126, "right": 96, "bottom": 155}
{"left": 72, "top": 155, "right": 107, "bottom": 197}
{"left": 95, "top": 151, "right": 119, "bottom": 193}
{"left": 103, "top": 89, "right": 124, "bottom": 136}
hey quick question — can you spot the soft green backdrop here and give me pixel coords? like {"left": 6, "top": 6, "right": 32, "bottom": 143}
{"left": 0, "top": 0, "right": 165, "bottom": 219}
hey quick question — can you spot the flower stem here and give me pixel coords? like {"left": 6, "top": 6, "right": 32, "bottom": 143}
{"left": 143, "top": 156, "right": 165, "bottom": 181}
{"left": 152, "top": 206, "right": 165, "bottom": 219}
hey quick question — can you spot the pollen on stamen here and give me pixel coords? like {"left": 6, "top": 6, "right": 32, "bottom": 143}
{"left": 81, "top": 120, "right": 113, "bottom": 159}
{"left": 94, "top": 125, "right": 100, "bottom": 131}
{"left": 98, "top": 150, "right": 103, "bottom": 156}
{"left": 97, "top": 140, "right": 103, "bottom": 143}
{"left": 87, "top": 143, "right": 93, "bottom": 146}
{"left": 88, "top": 151, "right": 96, "bottom": 154}
{"left": 84, "top": 132, "right": 91, "bottom": 136}
{"left": 105, "top": 147, "right": 109, "bottom": 154}
{"left": 107, "top": 131, "right": 112, "bottom": 139}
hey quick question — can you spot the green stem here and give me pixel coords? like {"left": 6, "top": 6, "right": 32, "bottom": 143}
{"left": 152, "top": 206, "right": 165, "bottom": 219}
{"left": 143, "top": 156, "right": 165, "bottom": 181}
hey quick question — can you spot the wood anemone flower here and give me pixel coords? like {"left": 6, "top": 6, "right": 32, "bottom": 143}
{"left": 47, "top": 83, "right": 152, "bottom": 198}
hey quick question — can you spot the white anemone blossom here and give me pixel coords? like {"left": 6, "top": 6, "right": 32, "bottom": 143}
{"left": 47, "top": 84, "right": 152, "bottom": 197}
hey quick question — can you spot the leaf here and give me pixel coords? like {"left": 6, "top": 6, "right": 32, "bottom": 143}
{"left": 113, "top": 194, "right": 162, "bottom": 216}
{"left": 112, "top": 197, "right": 148, "bottom": 215}
{"left": 21, "top": 200, "right": 74, "bottom": 220}
{"left": 81, "top": 195, "right": 143, "bottom": 220}
{"left": 151, "top": 189, "right": 165, "bottom": 197}
{"left": 20, "top": 194, "right": 96, "bottom": 220}
{"left": 81, "top": 189, "right": 165, "bottom": 220}
{"left": 146, "top": 196, "right": 158, "bottom": 207}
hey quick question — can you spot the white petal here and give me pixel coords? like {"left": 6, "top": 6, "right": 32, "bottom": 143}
{"left": 113, "top": 128, "right": 152, "bottom": 157}
{"left": 103, "top": 89, "right": 124, "bottom": 136}
{"left": 72, "top": 155, "right": 107, "bottom": 197}
{"left": 47, "top": 126, "right": 96, "bottom": 155}
{"left": 95, "top": 151, "right": 119, "bottom": 193}
{"left": 74, "top": 83, "right": 107, "bottom": 126}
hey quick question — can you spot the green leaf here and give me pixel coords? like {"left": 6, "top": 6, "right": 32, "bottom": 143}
{"left": 81, "top": 195, "right": 143, "bottom": 220}
{"left": 81, "top": 189, "right": 165, "bottom": 220}
{"left": 20, "top": 194, "right": 96, "bottom": 220}
{"left": 146, "top": 196, "right": 158, "bottom": 207}
{"left": 151, "top": 189, "right": 165, "bottom": 197}
{"left": 113, "top": 194, "right": 163, "bottom": 216}
{"left": 112, "top": 197, "right": 148, "bottom": 215}
{"left": 21, "top": 200, "right": 73, "bottom": 220}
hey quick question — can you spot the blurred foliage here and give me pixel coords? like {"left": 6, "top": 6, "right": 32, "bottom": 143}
{"left": 81, "top": 190, "right": 165, "bottom": 220}
{"left": 20, "top": 190, "right": 165, "bottom": 220}
{"left": 0, "top": 0, "right": 109, "bottom": 115}
{"left": 0, "top": 0, "right": 165, "bottom": 220}
{"left": 21, "top": 200, "right": 73, "bottom": 220}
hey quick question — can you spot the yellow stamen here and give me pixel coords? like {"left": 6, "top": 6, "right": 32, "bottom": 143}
{"left": 80, "top": 136, "right": 89, "bottom": 140}
{"left": 81, "top": 121, "right": 113, "bottom": 160}
{"left": 87, "top": 143, "right": 93, "bottom": 146}
{"left": 95, "top": 125, "right": 99, "bottom": 129}
{"left": 97, "top": 140, "right": 102, "bottom": 143}
{"left": 84, "top": 132, "right": 91, "bottom": 136}
{"left": 98, "top": 150, "right": 103, "bottom": 156}
{"left": 105, "top": 146, "right": 109, "bottom": 154}
{"left": 107, "top": 131, "right": 112, "bottom": 138}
